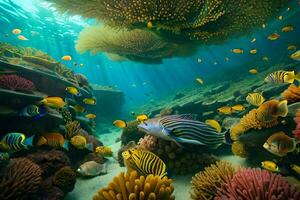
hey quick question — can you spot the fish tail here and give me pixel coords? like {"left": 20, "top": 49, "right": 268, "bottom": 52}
{"left": 284, "top": 71, "right": 295, "bottom": 83}
{"left": 277, "top": 100, "right": 288, "bottom": 117}
{"left": 24, "top": 135, "right": 34, "bottom": 147}
{"left": 85, "top": 143, "right": 94, "bottom": 151}
{"left": 36, "top": 136, "right": 47, "bottom": 146}
{"left": 294, "top": 72, "right": 300, "bottom": 82}
{"left": 63, "top": 140, "right": 69, "bottom": 151}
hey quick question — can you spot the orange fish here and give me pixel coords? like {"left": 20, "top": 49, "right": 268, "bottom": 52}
{"left": 257, "top": 100, "right": 288, "bottom": 122}
{"left": 268, "top": 33, "right": 280, "bottom": 41}
{"left": 231, "top": 104, "right": 245, "bottom": 111}
{"left": 217, "top": 106, "right": 234, "bottom": 114}
{"left": 37, "top": 133, "right": 68, "bottom": 150}
{"left": 250, "top": 49, "right": 257, "bottom": 54}
{"left": 231, "top": 49, "right": 244, "bottom": 54}
{"left": 282, "top": 25, "right": 293, "bottom": 32}
{"left": 249, "top": 69, "right": 258, "bottom": 74}
{"left": 17, "top": 35, "right": 28, "bottom": 40}
{"left": 61, "top": 55, "right": 72, "bottom": 61}
{"left": 12, "top": 29, "right": 21, "bottom": 34}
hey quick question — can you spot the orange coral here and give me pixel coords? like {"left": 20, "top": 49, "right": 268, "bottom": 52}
{"left": 281, "top": 84, "right": 300, "bottom": 103}
{"left": 231, "top": 141, "right": 248, "bottom": 158}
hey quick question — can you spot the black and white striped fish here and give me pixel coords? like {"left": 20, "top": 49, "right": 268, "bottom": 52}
{"left": 138, "top": 114, "right": 229, "bottom": 148}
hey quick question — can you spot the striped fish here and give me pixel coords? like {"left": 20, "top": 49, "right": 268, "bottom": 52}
{"left": 0, "top": 132, "right": 33, "bottom": 152}
{"left": 264, "top": 70, "right": 300, "bottom": 84}
{"left": 246, "top": 92, "right": 265, "bottom": 107}
{"left": 138, "top": 114, "right": 227, "bottom": 148}
{"left": 122, "top": 148, "right": 167, "bottom": 178}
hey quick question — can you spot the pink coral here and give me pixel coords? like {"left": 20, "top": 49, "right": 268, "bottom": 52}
{"left": 215, "top": 168, "right": 300, "bottom": 200}
{"left": 137, "top": 135, "right": 158, "bottom": 151}
{"left": 0, "top": 74, "right": 36, "bottom": 92}
{"left": 293, "top": 109, "right": 300, "bottom": 140}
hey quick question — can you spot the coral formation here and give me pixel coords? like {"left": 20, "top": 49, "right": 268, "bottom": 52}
{"left": 121, "top": 120, "right": 145, "bottom": 145}
{"left": 22, "top": 56, "right": 59, "bottom": 70}
{"left": 231, "top": 141, "right": 248, "bottom": 158}
{"left": 282, "top": 84, "right": 300, "bottom": 103}
{"left": 190, "top": 160, "right": 236, "bottom": 200}
{"left": 215, "top": 168, "right": 300, "bottom": 199}
{"left": 79, "top": 152, "right": 105, "bottom": 165}
{"left": 53, "top": 166, "right": 76, "bottom": 193}
{"left": 117, "top": 141, "right": 137, "bottom": 167}
{"left": 65, "top": 120, "right": 82, "bottom": 140}
{"left": 0, "top": 74, "right": 36, "bottom": 92}
{"left": 93, "top": 170, "right": 175, "bottom": 200}
{"left": 137, "top": 135, "right": 158, "bottom": 151}
{"left": 0, "top": 158, "right": 42, "bottom": 200}
{"left": 293, "top": 109, "right": 300, "bottom": 140}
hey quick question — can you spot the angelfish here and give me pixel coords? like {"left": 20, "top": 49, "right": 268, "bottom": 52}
{"left": 138, "top": 114, "right": 229, "bottom": 148}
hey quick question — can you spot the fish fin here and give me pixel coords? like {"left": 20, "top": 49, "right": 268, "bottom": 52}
{"left": 295, "top": 72, "right": 300, "bottom": 82}
{"left": 284, "top": 71, "right": 295, "bottom": 83}
{"left": 85, "top": 143, "right": 94, "bottom": 151}
{"left": 169, "top": 134, "right": 203, "bottom": 145}
{"left": 36, "top": 136, "right": 47, "bottom": 146}
{"left": 277, "top": 100, "right": 288, "bottom": 117}
{"left": 33, "top": 106, "right": 47, "bottom": 120}
{"left": 24, "top": 135, "right": 34, "bottom": 146}
{"left": 223, "top": 129, "right": 233, "bottom": 145}
{"left": 63, "top": 140, "right": 69, "bottom": 151}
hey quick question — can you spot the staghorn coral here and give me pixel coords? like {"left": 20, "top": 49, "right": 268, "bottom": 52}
{"left": 293, "top": 109, "right": 300, "bottom": 140}
{"left": 215, "top": 168, "right": 300, "bottom": 199}
{"left": 0, "top": 74, "right": 36, "bottom": 92}
{"left": 190, "top": 160, "right": 237, "bottom": 200}
{"left": 137, "top": 135, "right": 158, "bottom": 151}
{"left": 76, "top": 25, "right": 196, "bottom": 63}
{"left": 282, "top": 84, "right": 300, "bottom": 103}
{"left": 0, "top": 158, "right": 42, "bottom": 200}
{"left": 231, "top": 141, "right": 248, "bottom": 158}
{"left": 93, "top": 170, "right": 175, "bottom": 200}
{"left": 117, "top": 141, "right": 137, "bottom": 167}
{"left": 53, "top": 166, "right": 76, "bottom": 193}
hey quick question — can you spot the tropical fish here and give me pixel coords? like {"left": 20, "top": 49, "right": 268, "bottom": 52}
{"left": 85, "top": 113, "right": 96, "bottom": 119}
{"left": 264, "top": 70, "right": 300, "bottom": 84}
{"left": 267, "top": 33, "right": 280, "bottom": 41}
{"left": 278, "top": 15, "right": 283, "bottom": 20}
{"left": 138, "top": 114, "right": 228, "bottom": 148}
{"left": 250, "top": 49, "right": 257, "bottom": 54}
{"left": 197, "top": 58, "right": 202, "bottom": 63}
{"left": 290, "top": 50, "right": 300, "bottom": 61}
{"left": 282, "top": 25, "right": 294, "bottom": 32}
{"left": 113, "top": 120, "right": 127, "bottom": 128}
{"left": 231, "top": 48, "right": 244, "bottom": 54}
{"left": 217, "top": 106, "right": 234, "bottom": 114}
{"left": 79, "top": 63, "right": 84, "bottom": 67}
{"left": 19, "top": 104, "right": 46, "bottom": 120}
{"left": 213, "top": 62, "right": 218, "bottom": 65}
{"left": 249, "top": 69, "right": 258, "bottom": 74}
{"left": 0, "top": 132, "right": 33, "bottom": 152}
{"left": 231, "top": 104, "right": 245, "bottom": 111}
{"left": 246, "top": 93, "right": 265, "bottom": 106}
{"left": 40, "top": 97, "right": 66, "bottom": 109}
{"left": 61, "top": 55, "right": 72, "bottom": 61}
{"left": 95, "top": 146, "right": 113, "bottom": 157}
{"left": 122, "top": 148, "right": 167, "bottom": 178}
{"left": 12, "top": 29, "right": 21, "bottom": 34}
{"left": 224, "top": 57, "right": 230, "bottom": 61}
{"left": 70, "top": 135, "right": 93, "bottom": 150}
{"left": 17, "top": 35, "right": 28, "bottom": 40}
{"left": 196, "top": 77, "right": 204, "bottom": 84}
{"left": 73, "top": 62, "right": 77, "bottom": 66}
{"left": 77, "top": 161, "right": 107, "bottom": 177}
{"left": 261, "top": 161, "right": 280, "bottom": 172}
{"left": 73, "top": 105, "right": 85, "bottom": 113}
{"left": 66, "top": 86, "right": 80, "bottom": 96}
{"left": 262, "top": 56, "right": 269, "bottom": 62}
{"left": 287, "top": 45, "right": 297, "bottom": 51}
{"left": 263, "top": 131, "right": 298, "bottom": 157}
{"left": 290, "top": 164, "right": 300, "bottom": 175}
{"left": 136, "top": 114, "right": 148, "bottom": 123}
{"left": 262, "top": 23, "right": 266, "bottom": 28}
{"left": 205, "top": 119, "right": 221, "bottom": 133}
{"left": 83, "top": 98, "right": 96, "bottom": 105}
{"left": 131, "top": 111, "right": 136, "bottom": 116}
{"left": 37, "top": 132, "right": 69, "bottom": 150}
{"left": 251, "top": 38, "right": 256, "bottom": 43}
{"left": 147, "top": 21, "right": 153, "bottom": 29}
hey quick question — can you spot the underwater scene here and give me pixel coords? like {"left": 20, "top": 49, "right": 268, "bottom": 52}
{"left": 1, "top": 0, "right": 300, "bottom": 199}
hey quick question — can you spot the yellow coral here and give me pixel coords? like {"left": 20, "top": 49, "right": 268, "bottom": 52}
{"left": 95, "top": 146, "right": 113, "bottom": 157}
{"left": 231, "top": 141, "right": 248, "bottom": 158}
{"left": 190, "top": 160, "right": 237, "bottom": 200}
{"left": 93, "top": 171, "right": 175, "bottom": 200}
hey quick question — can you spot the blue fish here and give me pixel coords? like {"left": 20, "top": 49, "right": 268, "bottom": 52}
{"left": 19, "top": 105, "right": 46, "bottom": 120}
{"left": 0, "top": 132, "right": 34, "bottom": 152}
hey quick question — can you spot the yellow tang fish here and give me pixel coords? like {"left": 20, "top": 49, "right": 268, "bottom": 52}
{"left": 231, "top": 104, "right": 245, "bottom": 111}
{"left": 290, "top": 164, "right": 300, "bottom": 175}
{"left": 85, "top": 113, "right": 96, "bottom": 119}
{"left": 246, "top": 93, "right": 265, "bottom": 107}
{"left": 264, "top": 70, "right": 300, "bottom": 84}
{"left": 74, "top": 105, "right": 85, "bottom": 113}
{"left": 250, "top": 49, "right": 257, "bottom": 54}
{"left": 231, "top": 48, "right": 244, "bottom": 54}
{"left": 287, "top": 45, "right": 297, "bottom": 51}
{"left": 136, "top": 114, "right": 148, "bottom": 123}
{"left": 113, "top": 120, "right": 127, "bottom": 128}
{"left": 83, "top": 98, "right": 96, "bottom": 105}
{"left": 61, "top": 55, "right": 72, "bottom": 61}
{"left": 261, "top": 161, "right": 280, "bottom": 172}
{"left": 249, "top": 69, "right": 258, "bottom": 74}
{"left": 290, "top": 50, "right": 300, "bottom": 61}
{"left": 79, "top": 63, "right": 84, "bottom": 67}
{"left": 267, "top": 33, "right": 280, "bottom": 41}
{"left": 17, "top": 35, "right": 28, "bottom": 40}
{"left": 122, "top": 148, "right": 167, "bottom": 178}
{"left": 282, "top": 25, "right": 293, "bottom": 32}
{"left": 66, "top": 86, "right": 80, "bottom": 96}
{"left": 278, "top": 15, "right": 283, "bottom": 20}
{"left": 196, "top": 77, "right": 204, "bottom": 84}
{"left": 40, "top": 97, "right": 66, "bottom": 109}
{"left": 205, "top": 119, "right": 221, "bottom": 133}
{"left": 217, "top": 106, "right": 233, "bottom": 114}
{"left": 12, "top": 28, "right": 21, "bottom": 34}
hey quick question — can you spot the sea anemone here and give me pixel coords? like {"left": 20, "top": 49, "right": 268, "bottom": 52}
{"left": 190, "top": 160, "right": 237, "bottom": 200}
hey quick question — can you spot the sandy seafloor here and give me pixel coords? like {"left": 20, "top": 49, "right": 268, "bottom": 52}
{"left": 65, "top": 130, "right": 250, "bottom": 200}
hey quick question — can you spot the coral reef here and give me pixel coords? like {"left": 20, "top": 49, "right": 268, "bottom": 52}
{"left": 22, "top": 55, "right": 59, "bottom": 71}
{"left": 93, "top": 171, "right": 175, "bottom": 200}
{"left": 282, "top": 84, "right": 300, "bottom": 103}
{"left": 0, "top": 158, "right": 42, "bottom": 200}
{"left": 65, "top": 120, "right": 82, "bottom": 140}
{"left": 137, "top": 135, "right": 158, "bottom": 151}
{"left": 190, "top": 161, "right": 237, "bottom": 200}
{"left": 53, "top": 166, "right": 76, "bottom": 193}
{"left": 215, "top": 168, "right": 300, "bottom": 199}
{"left": 117, "top": 141, "right": 137, "bottom": 167}
{"left": 79, "top": 152, "right": 105, "bottom": 165}
{"left": 121, "top": 120, "right": 145, "bottom": 145}
{"left": 231, "top": 141, "right": 248, "bottom": 158}
{"left": 293, "top": 109, "right": 300, "bottom": 140}
{"left": 0, "top": 74, "right": 36, "bottom": 92}
{"left": 0, "top": 152, "right": 10, "bottom": 168}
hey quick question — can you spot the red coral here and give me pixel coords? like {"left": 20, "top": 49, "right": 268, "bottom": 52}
{"left": 0, "top": 74, "right": 36, "bottom": 92}
{"left": 0, "top": 158, "right": 42, "bottom": 200}
{"left": 293, "top": 109, "right": 300, "bottom": 140}
{"left": 215, "top": 168, "right": 300, "bottom": 200}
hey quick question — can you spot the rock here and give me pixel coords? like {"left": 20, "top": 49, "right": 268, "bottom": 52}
{"left": 205, "top": 83, "right": 230, "bottom": 95}
{"left": 254, "top": 83, "right": 289, "bottom": 99}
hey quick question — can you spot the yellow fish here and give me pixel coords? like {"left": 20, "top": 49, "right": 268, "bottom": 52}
{"left": 85, "top": 113, "right": 96, "bottom": 119}
{"left": 251, "top": 38, "right": 256, "bottom": 43}
{"left": 79, "top": 63, "right": 84, "bottom": 67}
{"left": 12, "top": 29, "right": 21, "bottom": 34}
{"left": 250, "top": 49, "right": 257, "bottom": 54}
{"left": 267, "top": 33, "right": 280, "bottom": 41}
{"left": 287, "top": 45, "right": 297, "bottom": 51}
{"left": 261, "top": 161, "right": 280, "bottom": 172}
{"left": 74, "top": 105, "right": 85, "bottom": 113}
{"left": 264, "top": 70, "right": 300, "bottom": 84}
{"left": 66, "top": 86, "right": 80, "bottom": 95}
{"left": 246, "top": 93, "right": 265, "bottom": 107}
{"left": 231, "top": 104, "right": 245, "bottom": 111}
{"left": 17, "top": 35, "right": 28, "bottom": 40}
{"left": 113, "top": 120, "right": 127, "bottom": 128}
{"left": 278, "top": 15, "right": 283, "bottom": 20}
{"left": 40, "top": 97, "right": 66, "bottom": 109}
{"left": 196, "top": 77, "right": 204, "bottom": 84}
{"left": 282, "top": 25, "right": 293, "bottom": 32}
{"left": 205, "top": 119, "right": 221, "bottom": 133}
{"left": 147, "top": 21, "right": 153, "bottom": 29}
{"left": 231, "top": 48, "right": 244, "bottom": 54}
{"left": 95, "top": 146, "right": 113, "bottom": 157}
{"left": 290, "top": 164, "right": 300, "bottom": 175}
{"left": 290, "top": 50, "right": 300, "bottom": 61}
{"left": 136, "top": 114, "right": 148, "bottom": 123}
{"left": 217, "top": 106, "right": 233, "bottom": 114}
{"left": 61, "top": 55, "right": 72, "bottom": 61}
{"left": 249, "top": 69, "right": 258, "bottom": 74}
{"left": 83, "top": 98, "right": 96, "bottom": 105}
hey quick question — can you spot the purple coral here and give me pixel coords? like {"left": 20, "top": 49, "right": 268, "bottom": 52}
{"left": 215, "top": 168, "right": 300, "bottom": 200}
{"left": 0, "top": 74, "right": 36, "bottom": 92}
